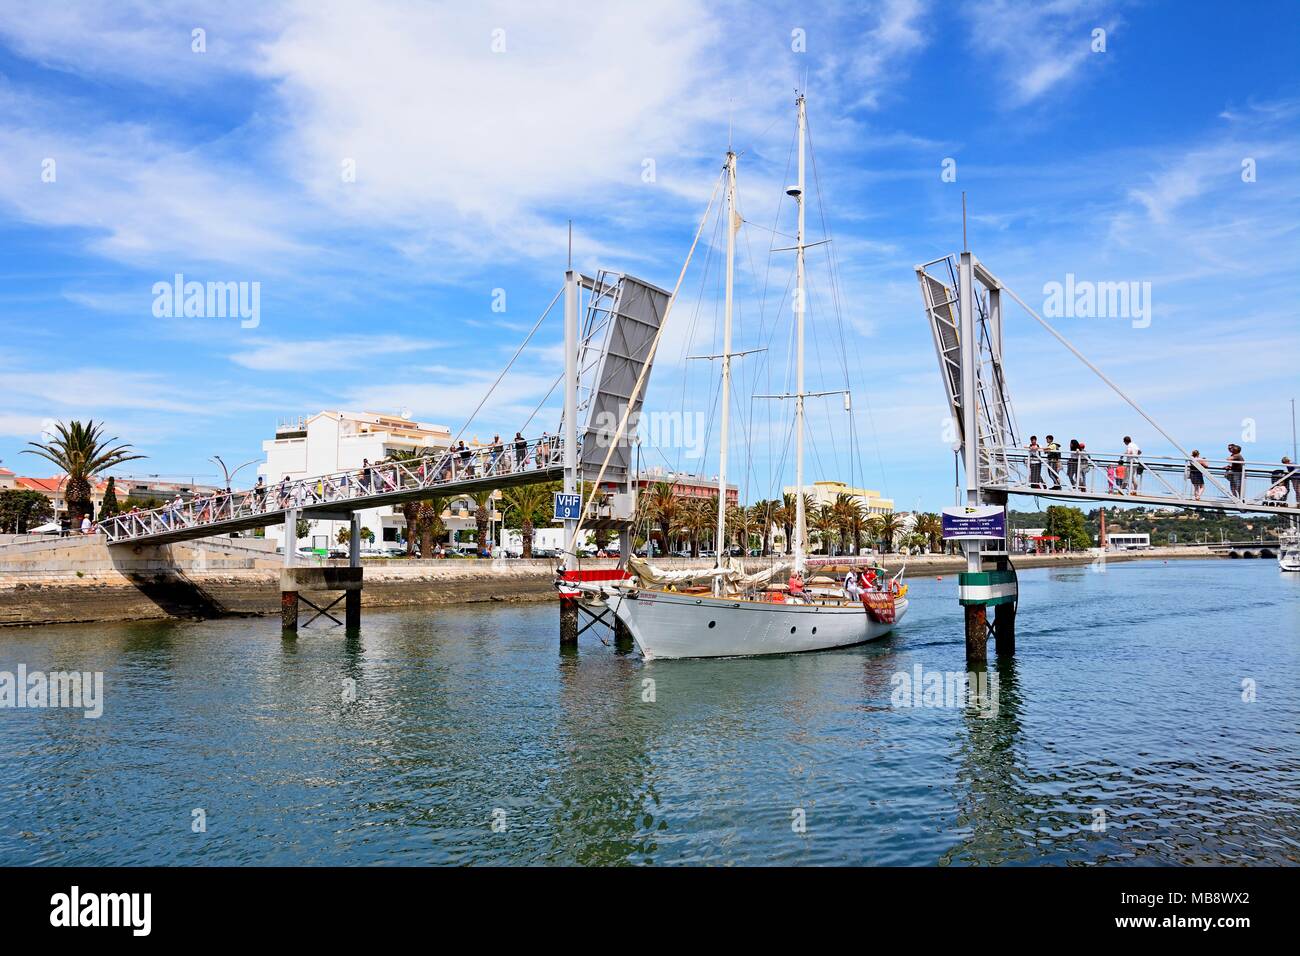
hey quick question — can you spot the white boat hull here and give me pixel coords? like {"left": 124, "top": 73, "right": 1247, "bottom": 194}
{"left": 603, "top": 588, "right": 906, "bottom": 660}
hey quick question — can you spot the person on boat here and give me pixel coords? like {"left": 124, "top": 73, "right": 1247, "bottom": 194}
{"left": 787, "top": 571, "right": 805, "bottom": 601}
{"left": 843, "top": 570, "right": 861, "bottom": 602}
{"left": 861, "top": 567, "right": 879, "bottom": 591}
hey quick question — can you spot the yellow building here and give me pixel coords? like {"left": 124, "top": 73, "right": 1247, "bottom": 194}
{"left": 783, "top": 480, "right": 894, "bottom": 515}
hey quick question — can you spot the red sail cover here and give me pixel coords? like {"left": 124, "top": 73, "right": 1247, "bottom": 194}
{"left": 863, "top": 591, "right": 896, "bottom": 624}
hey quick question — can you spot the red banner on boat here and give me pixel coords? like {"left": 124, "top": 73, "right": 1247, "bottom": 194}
{"left": 863, "top": 591, "right": 896, "bottom": 624}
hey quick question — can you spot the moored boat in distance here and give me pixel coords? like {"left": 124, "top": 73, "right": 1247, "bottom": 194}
{"left": 1280, "top": 523, "right": 1300, "bottom": 572}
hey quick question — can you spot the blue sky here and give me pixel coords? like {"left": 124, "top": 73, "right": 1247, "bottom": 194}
{"left": 0, "top": 0, "right": 1297, "bottom": 510}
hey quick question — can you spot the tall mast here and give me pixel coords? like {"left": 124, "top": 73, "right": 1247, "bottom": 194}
{"left": 716, "top": 150, "right": 737, "bottom": 587}
{"left": 793, "top": 93, "right": 807, "bottom": 572}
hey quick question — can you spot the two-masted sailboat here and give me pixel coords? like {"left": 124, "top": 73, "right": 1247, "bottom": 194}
{"left": 572, "top": 95, "right": 908, "bottom": 659}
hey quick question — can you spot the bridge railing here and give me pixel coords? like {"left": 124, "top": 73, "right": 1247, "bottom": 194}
{"left": 101, "top": 437, "right": 568, "bottom": 543}
{"left": 991, "top": 447, "right": 1300, "bottom": 509}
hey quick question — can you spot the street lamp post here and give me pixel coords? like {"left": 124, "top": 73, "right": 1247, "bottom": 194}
{"left": 210, "top": 455, "right": 260, "bottom": 491}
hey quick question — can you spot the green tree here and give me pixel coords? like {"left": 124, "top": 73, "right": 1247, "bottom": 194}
{"left": 22, "top": 420, "right": 145, "bottom": 526}
{"left": 470, "top": 489, "right": 495, "bottom": 554}
{"left": 0, "top": 489, "right": 54, "bottom": 533}
{"left": 810, "top": 504, "right": 839, "bottom": 554}
{"left": 873, "top": 511, "right": 903, "bottom": 553}
{"left": 388, "top": 449, "right": 433, "bottom": 555}
{"left": 415, "top": 496, "right": 448, "bottom": 557}
{"left": 99, "top": 477, "right": 119, "bottom": 518}
{"left": 296, "top": 517, "right": 311, "bottom": 540}
{"left": 1045, "top": 505, "right": 1091, "bottom": 550}
{"left": 647, "top": 482, "right": 679, "bottom": 555}
{"left": 914, "top": 512, "right": 944, "bottom": 553}
{"left": 775, "top": 493, "right": 796, "bottom": 555}
{"left": 500, "top": 483, "right": 555, "bottom": 558}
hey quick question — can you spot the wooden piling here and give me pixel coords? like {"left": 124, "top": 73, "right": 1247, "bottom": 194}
{"left": 345, "top": 590, "right": 361, "bottom": 631}
{"left": 995, "top": 602, "right": 1016, "bottom": 656}
{"left": 964, "top": 604, "right": 987, "bottom": 667}
{"left": 281, "top": 590, "right": 298, "bottom": 632}
{"left": 559, "top": 594, "right": 578, "bottom": 645}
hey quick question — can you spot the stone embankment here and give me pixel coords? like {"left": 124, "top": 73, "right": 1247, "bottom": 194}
{"left": 0, "top": 534, "right": 1217, "bottom": 626}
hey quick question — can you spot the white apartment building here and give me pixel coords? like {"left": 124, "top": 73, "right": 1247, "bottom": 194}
{"left": 259, "top": 410, "right": 452, "bottom": 551}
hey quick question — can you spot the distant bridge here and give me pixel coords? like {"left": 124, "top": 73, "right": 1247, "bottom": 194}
{"left": 1207, "top": 541, "right": 1282, "bottom": 558}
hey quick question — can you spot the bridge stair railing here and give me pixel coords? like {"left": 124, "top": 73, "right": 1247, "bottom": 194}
{"left": 991, "top": 446, "right": 1300, "bottom": 513}
{"left": 100, "top": 435, "right": 569, "bottom": 543}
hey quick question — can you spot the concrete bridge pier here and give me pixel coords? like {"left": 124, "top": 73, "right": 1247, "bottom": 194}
{"left": 345, "top": 513, "right": 362, "bottom": 632}
{"left": 613, "top": 528, "right": 633, "bottom": 648}
{"left": 279, "top": 508, "right": 364, "bottom": 634}
{"left": 282, "top": 508, "right": 300, "bottom": 633}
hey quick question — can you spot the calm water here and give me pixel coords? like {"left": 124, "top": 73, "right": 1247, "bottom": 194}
{"left": 1, "top": 559, "right": 1297, "bottom": 866}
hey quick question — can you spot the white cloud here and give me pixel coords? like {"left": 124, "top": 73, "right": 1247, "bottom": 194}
{"left": 229, "top": 335, "right": 436, "bottom": 371}
{"left": 964, "top": 0, "right": 1117, "bottom": 107}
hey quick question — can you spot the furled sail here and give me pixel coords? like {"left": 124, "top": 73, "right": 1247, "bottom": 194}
{"left": 625, "top": 557, "right": 792, "bottom": 591}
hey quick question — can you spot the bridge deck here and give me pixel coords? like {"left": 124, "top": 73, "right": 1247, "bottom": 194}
{"left": 987, "top": 447, "right": 1300, "bottom": 517}
{"left": 991, "top": 483, "right": 1300, "bottom": 517}
{"left": 102, "top": 439, "right": 569, "bottom": 546}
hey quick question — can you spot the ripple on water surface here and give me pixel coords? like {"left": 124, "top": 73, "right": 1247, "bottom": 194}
{"left": 0, "top": 559, "right": 1297, "bottom": 865}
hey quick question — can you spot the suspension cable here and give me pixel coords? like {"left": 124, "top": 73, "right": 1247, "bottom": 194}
{"left": 999, "top": 282, "right": 1235, "bottom": 500}
{"left": 450, "top": 287, "right": 563, "bottom": 448}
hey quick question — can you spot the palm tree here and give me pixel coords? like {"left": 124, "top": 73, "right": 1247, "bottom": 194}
{"left": 647, "top": 481, "right": 678, "bottom": 556}
{"left": 874, "top": 511, "right": 904, "bottom": 553}
{"left": 725, "top": 502, "right": 753, "bottom": 554}
{"left": 23, "top": 420, "right": 144, "bottom": 527}
{"left": 900, "top": 531, "right": 928, "bottom": 554}
{"left": 388, "top": 449, "right": 430, "bottom": 554}
{"left": 678, "top": 498, "right": 710, "bottom": 557}
{"left": 775, "top": 493, "right": 796, "bottom": 555}
{"left": 416, "top": 495, "right": 449, "bottom": 558}
{"left": 811, "top": 504, "right": 839, "bottom": 555}
{"left": 914, "top": 512, "right": 944, "bottom": 553}
{"left": 470, "top": 489, "right": 495, "bottom": 555}
{"left": 749, "top": 499, "right": 778, "bottom": 556}
{"left": 832, "top": 493, "right": 862, "bottom": 555}
{"left": 500, "top": 483, "right": 552, "bottom": 558}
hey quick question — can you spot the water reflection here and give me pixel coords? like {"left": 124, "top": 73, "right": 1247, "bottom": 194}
{"left": 0, "top": 560, "right": 1296, "bottom": 865}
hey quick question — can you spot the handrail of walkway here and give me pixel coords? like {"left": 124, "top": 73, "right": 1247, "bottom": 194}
{"left": 989, "top": 446, "right": 1300, "bottom": 509}
{"left": 100, "top": 436, "right": 569, "bottom": 543}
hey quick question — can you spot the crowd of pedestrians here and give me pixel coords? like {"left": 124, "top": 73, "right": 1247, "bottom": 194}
{"left": 1022, "top": 435, "right": 1300, "bottom": 505}
{"left": 102, "top": 434, "right": 563, "bottom": 536}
